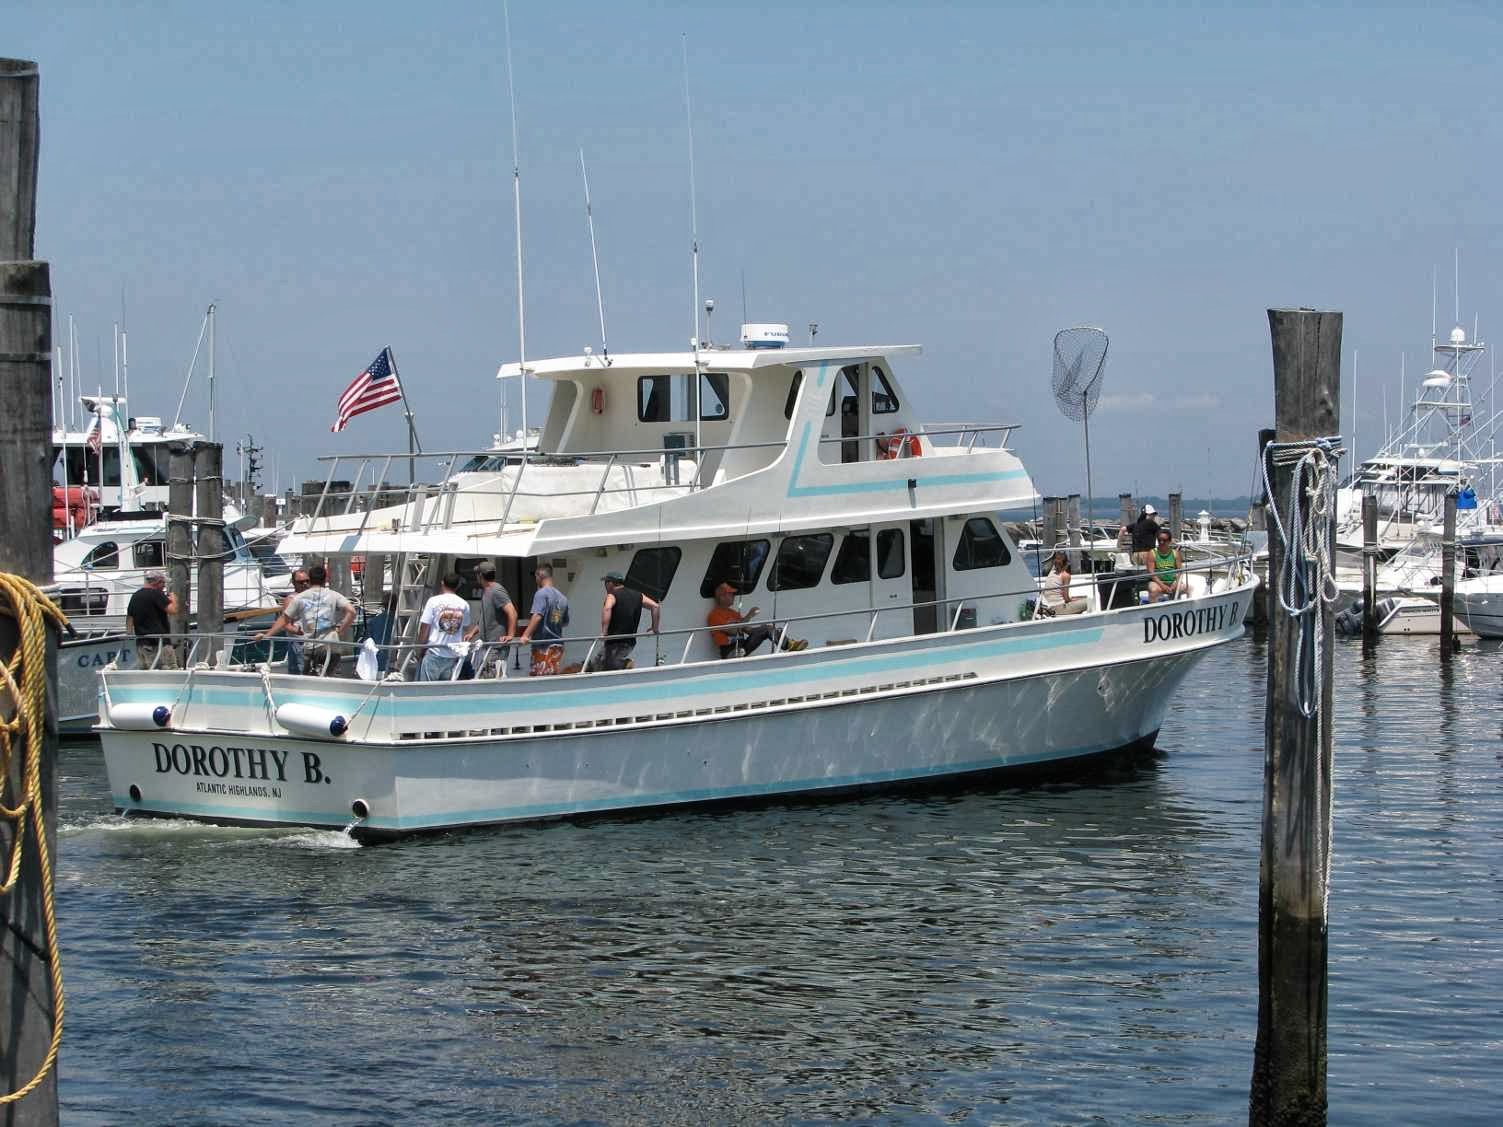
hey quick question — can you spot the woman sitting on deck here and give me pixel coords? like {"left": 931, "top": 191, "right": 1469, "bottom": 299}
{"left": 1041, "top": 551, "right": 1089, "bottom": 615}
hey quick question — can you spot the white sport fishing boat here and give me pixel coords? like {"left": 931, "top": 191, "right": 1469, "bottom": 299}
{"left": 95, "top": 327, "right": 1256, "bottom": 836}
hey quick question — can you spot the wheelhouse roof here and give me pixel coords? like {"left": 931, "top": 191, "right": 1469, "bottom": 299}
{"left": 497, "top": 344, "right": 922, "bottom": 380}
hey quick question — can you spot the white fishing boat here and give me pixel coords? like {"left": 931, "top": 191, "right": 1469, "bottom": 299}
{"left": 1454, "top": 574, "right": 1503, "bottom": 637}
{"left": 94, "top": 330, "right": 1256, "bottom": 836}
{"left": 1334, "top": 321, "right": 1500, "bottom": 570}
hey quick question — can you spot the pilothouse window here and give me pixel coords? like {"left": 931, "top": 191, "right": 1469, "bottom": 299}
{"left": 953, "top": 517, "right": 1011, "bottom": 570}
{"left": 82, "top": 541, "right": 119, "bottom": 570}
{"left": 637, "top": 373, "right": 731, "bottom": 423}
{"left": 872, "top": 367, "right": 899, "bottom": 414}
{"left": 831, "top": 532, "right": 871, "bottom": 585}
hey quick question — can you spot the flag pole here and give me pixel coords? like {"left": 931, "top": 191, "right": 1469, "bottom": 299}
{"left": 389, "top": 347, "right": 422, "bottom": 485}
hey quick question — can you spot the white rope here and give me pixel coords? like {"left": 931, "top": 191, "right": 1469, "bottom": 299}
{"left": 1260, "top": 435, "right": 1344, "bottom": 720}
{"left": 1261, "top": 434, "right": 1343, "bottom": 923}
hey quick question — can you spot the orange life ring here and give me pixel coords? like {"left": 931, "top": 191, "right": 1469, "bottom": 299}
{"left": 876, "top": 428, "right": 921, "bottom": 460}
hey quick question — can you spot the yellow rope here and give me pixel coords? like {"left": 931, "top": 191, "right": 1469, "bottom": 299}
{"left": 0, "top": 572, "right": 68, "bottom": 1105}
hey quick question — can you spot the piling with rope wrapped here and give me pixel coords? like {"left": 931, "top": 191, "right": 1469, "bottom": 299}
{"left": 1251, "top": 308, "right": 1341, "bottom": 1127}
{"left": 0, "top": 573, "right": 66, "bottom": 1118}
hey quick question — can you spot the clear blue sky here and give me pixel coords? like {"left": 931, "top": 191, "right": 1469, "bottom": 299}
{"left": 13, "top": 1, "right": 1503, "bottom": 502}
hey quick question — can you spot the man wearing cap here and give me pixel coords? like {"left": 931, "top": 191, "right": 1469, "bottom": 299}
{"left": 126, "top": 572, "right": 180, "bottom": 670}
{"left": 706, "top": 582, "right": 806, "bottom": 659}
{"left": 1129, "top": 504, "right": 1161, "bottom": 562}
{"left": 464, "top": 563, "right": 516, "bottom": 677}
{"left": 586, "top": 572, "right": 661, "bottom": 672}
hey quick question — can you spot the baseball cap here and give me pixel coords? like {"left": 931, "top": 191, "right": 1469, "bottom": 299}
{"left": 715, "top": 581, "right": 736, "bottom": 596}
{"left": 603, "top": 571, "right": 625, "bottom": 583}
{"left": 1141, "top": 504, "right": 1157, "bottom": 515}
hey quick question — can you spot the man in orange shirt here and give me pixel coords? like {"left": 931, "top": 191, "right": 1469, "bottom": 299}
{"left": 706, "top": 582, "right": 806, "bottom": 658}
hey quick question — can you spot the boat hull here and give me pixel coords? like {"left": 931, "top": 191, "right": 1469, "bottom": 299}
{"left": 59, "top": 633, "right": 135, "bottom": 733}
{"left": 97, "top": 584, "right": 1253, "bottom": 835}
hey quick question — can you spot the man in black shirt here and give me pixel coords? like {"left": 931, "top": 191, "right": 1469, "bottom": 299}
{"left": 586, "top": 572, "right": 661, "bottom": 671}
{"left": 125, "top": 571, "right": 180, "bottom": 669}
{"left": 1129, "top": 504, "right": 1161, "bottom": 561}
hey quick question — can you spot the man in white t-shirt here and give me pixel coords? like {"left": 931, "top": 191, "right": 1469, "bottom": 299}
{"left": 417, "top": 572, "right": 472, "bottom": 681}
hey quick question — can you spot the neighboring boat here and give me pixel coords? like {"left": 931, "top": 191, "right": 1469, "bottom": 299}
{"left": 1334, "top": 323, "right": 1499, "bottom": 569}
{"left": 51, "top": 513, "right": 284, "bottom": 733}
{"left": 95, "top": 330, "right": 1256, "bottom": 837}
{"left": 1455, "top": 574, "right": 1503, "bottom": 637}
{"left": 52, "top": 397, "right": 210, "bottom": 518}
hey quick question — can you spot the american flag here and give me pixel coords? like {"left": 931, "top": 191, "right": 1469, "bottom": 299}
{"left": 331, "top": 347, "right": 404, "bottom": 432}
{"left": 86, "top": 411, "right": 102, "bottom": 457}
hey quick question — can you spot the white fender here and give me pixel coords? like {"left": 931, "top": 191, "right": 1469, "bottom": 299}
{"left": 275, "top": 703, "right": 349, "bottom": 738}
{"left": 108, "top": 703, "right": 173, "bottom": 730}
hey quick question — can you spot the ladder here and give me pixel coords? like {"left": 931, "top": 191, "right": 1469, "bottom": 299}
{"left": 388, "top": 552, "right": 436, "bottom": 671}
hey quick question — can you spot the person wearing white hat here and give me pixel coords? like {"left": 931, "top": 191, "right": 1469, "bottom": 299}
{"left": 1129, "top": 504, "right": 1161, "bottom": 561}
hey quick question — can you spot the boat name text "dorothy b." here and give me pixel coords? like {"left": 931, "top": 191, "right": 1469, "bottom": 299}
{"left": 1143, "top": 601, "right": 1240, "bottom": 644}
{"left": 152, "top": 742, "right": 331, "bottom": 787}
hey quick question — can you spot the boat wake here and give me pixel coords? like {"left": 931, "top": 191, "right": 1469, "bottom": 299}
{"left": 59, "top": 813, "right": 363, "bottom": 849}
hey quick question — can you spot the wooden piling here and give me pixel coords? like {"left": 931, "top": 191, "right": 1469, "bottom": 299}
{"left": 1361, "top": 492, "right": 1378, "bottom": 641}
{"left": 260, "top": 495, "right": 278, "bottom": 529}
{"left": 1439, "top": 489, "right": 1458, "bottom": 656}
{"left": 0, "top": 54, "right": 59, "bottom": 1127}
{"left": 1168, "top": 492, "right": 1183, "bottom": 543}
{"left": 1066, "top": 493, "right": 1083, "bottom": 572}
{"left": 1040, "top": 496, "right": 1059, "bottom": 559}
{"left": 194, "top": 443, "right": 224, "bottom": 661}
{"left": 1250, "top": 309, "right": 1340, "bottom": 1127}
{"left": 1117, "top": 492, "right": 1134, "bottom": 536}
{"left": 166, "top": 443, "right": 195, "bottom": 643}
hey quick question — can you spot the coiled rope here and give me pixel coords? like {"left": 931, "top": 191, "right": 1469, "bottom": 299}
{"left": 1260, "top": 436, "right": 1345, "bottom": 720}
{"left": 0, "top": 572, "right": 68, "bottom": 1105}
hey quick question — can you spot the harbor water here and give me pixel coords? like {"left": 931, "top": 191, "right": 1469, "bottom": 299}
{"left": 55, "top": 630, "right": 1502, "bottom": 1124}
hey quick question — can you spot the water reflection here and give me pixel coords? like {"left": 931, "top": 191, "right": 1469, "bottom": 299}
{"left": 53, "top": 632, "right": 1503, "bottom": 1124}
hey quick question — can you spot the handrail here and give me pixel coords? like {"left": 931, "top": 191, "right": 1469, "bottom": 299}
{"left": 118, "top": 550, "right": 1254, "bottom": 677}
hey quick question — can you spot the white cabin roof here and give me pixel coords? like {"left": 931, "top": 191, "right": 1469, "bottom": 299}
{"left": 498, "top": 344, "right": 922, "bottom": 380}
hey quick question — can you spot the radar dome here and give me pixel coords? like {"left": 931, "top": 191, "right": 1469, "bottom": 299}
{"left": 1450, "top": 325, "right": 1467, "bottom": 344}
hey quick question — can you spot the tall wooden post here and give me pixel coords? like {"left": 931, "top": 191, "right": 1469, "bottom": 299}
{"left": 1439, "top": 489, "right": 1458, "bottom": 657}
{"left": 1168, "top": 492, "right": 1183, "bottom": 543}
{"left": 1361, "top": 492, "right": 1378, "bottom": 640}
{"left": 1251, "top": 309, "right": 1340, "bottom": 1127}
{"left": 1066, "top": 493, "right": 1083, "bottom": 572}
{"left": 260, "top": 495, "right": 277, "bottom": 528}
{"left": 0, "top": 55, "right": 60, "bottom": 1127}
{"left": 1117, "top": 492, "right": 1134, "bottom": 536}
{"left": 166, "top": 442, "right": 195, "bottom": 643}
{"left": 1040, "top": 496, "right": 1059, "bottom": 560}
{"left": 194, "top": 443, "right": 224, "bottom": 662}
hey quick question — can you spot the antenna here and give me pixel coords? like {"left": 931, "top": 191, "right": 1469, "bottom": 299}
{"left": 1455, "top": 246, "right": 1460, "bottom": 326}
{"left": 683, "top": 33, "right": 703, "bottom": 468}
{"left": 1432, "top": 266, "right": 1437, "bottom": 346}
{"left": 504, "top": 0, "right": 529, "bottom": 436}
{"left": 741, "top": 269, "right": 748, "bottom": 324}
{"left": 1352, "top": 348, "right": 1358, "bottom": 468}
{"left": 578, "top": 148, "right": 611, "bottom": 363}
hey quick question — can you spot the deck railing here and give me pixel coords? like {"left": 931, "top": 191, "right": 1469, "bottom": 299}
{"left": 297, "top": 424, "right": 1023, "bottom": 540}
{"left": 119, "top": 549, "right": 1254, "bottom": 678}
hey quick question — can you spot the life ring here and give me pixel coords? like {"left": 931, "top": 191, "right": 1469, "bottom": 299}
{"left": 876, "top": 428, "right": 921, "bottom": 460}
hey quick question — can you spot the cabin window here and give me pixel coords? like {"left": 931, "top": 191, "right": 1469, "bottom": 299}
{"left": 700, "top": 373, "right": 729, "bottom": 421}
{"left": 638, "top": 376, "right": 671, "bottom": 423}
{"left": 627, "top": 547, "right": 682, "bottom": 603}
{"left": 872, "top": 367, "right": 899, "bottom": 414}
{"left": 769, "top": 534, "right": 834, "bottom": 591}
{"left": 953, "top": 517, "right": 1011, "bottom": 570}
{"left": 134, "top": 446, "right": 171, "bottom": 485}
{"left": 831, "top": 532, "right": 871, "bottom": 584}
{"left": 784, "top": 370, "right": 803, "bottom": 420}
{"left": 82, "top": 541, "right": 120, "bottom": 570}
{"left": 639, "top": 373, "right": 732, "bottom": 423}
{"left": 60, "top": 446, "right": 122, "bottom": 488}
{"left": 877, "top": 529, "right": 906, "bottom": 578}
{"left": 700, "top": 539, "right": 771, "bottom": 597}
{"left": 133, "top": 540, "right": 165, "bottom": 569}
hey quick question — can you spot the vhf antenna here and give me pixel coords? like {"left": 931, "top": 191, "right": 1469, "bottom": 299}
{"left": 579, "top": 148, "right": 611, "bottom": 363}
